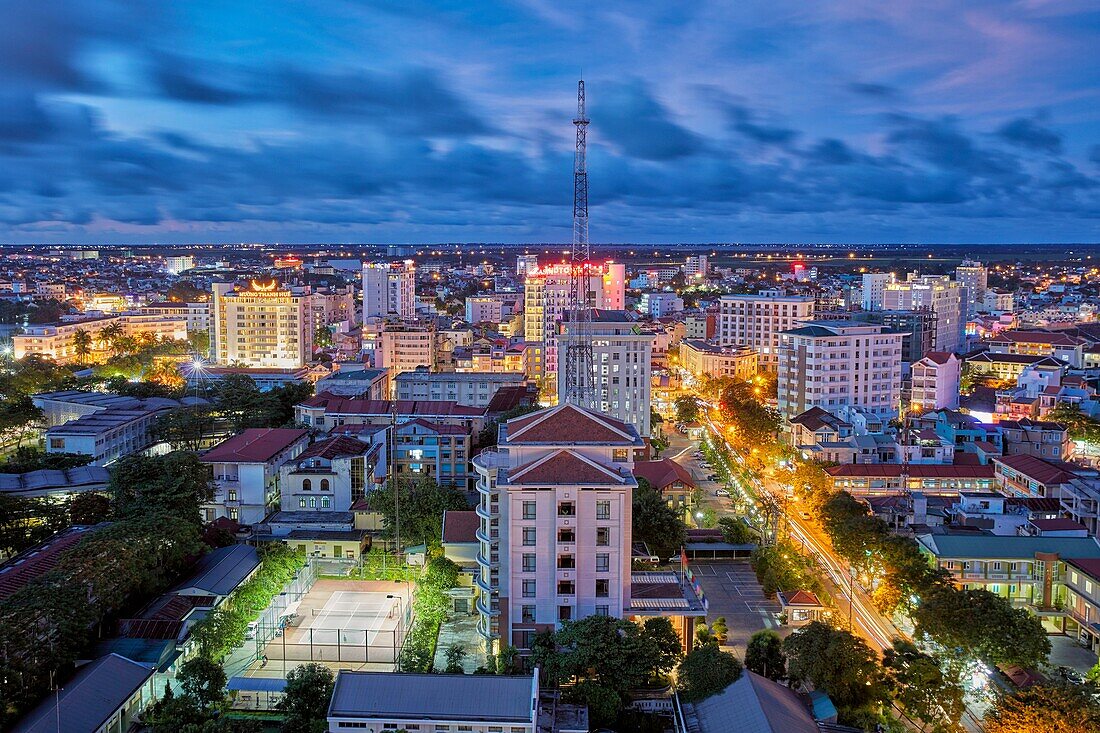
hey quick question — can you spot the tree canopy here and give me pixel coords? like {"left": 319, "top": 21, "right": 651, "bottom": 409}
{"left": 632, "top": 477, "right": 686, "bottom": 560}
{"left": 783, "top": 622, "right": 885, "bottom": 718}
{"left": 367, "top": 476, "right": 470, "bottom": 548}
{"left": 744, "top": 629, "right": 786, "bottom": 681}
{"left": 279, "top": 663, "right": 336, "bottom": 733}
{"left": 677, "top": 644, "right": 743, "bottom": 702}
{"left": 986, "top": 681, "right": 1100, "bottom": 733}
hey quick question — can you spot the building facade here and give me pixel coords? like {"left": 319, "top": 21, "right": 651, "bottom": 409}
{"left": 395, "top": 367, "right": 527, "bottom": 407}
{"left": 909, "top": 351, "right": 961, "bottom": 413}
{"left": 777, "top": 321, "right": 902, "bottom": 422}
{"left": 883, "top": 275, "right": 965, "bottom": 353}
{"left": 201, "top": 428, "right": 310, "bottom": 524}
{"left": 212, "top": 280, "right": 313, "bottom": 369}
{"left": 13, "top": 314, "right": 188, "bottom": 364}
{"left": 361, "top": 261, "right": 415, "bottom": 320}
{"left": 718, "top": 293, "right": 815, "bottom": 372}
{"left": 679, "top": 339, "right": 758, "bottom": 382}
{"left": 472, "top": 404, "right": 642, "bottom": 655}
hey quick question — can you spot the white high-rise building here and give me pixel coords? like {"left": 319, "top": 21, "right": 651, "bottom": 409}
{"left": 955, "top": 260, "right": 988, "bottom": 317}
{"left": 472, "top": 404, "right": 642, "bottom": 654}
{"left": 861, "top": 272, "right": 895, "bottom": 311}
{"left": 361, "top": 261, "right": 415, "bottom": 321}
{"left": 910, "top": 351, "right": 961, "bottom": 413}
{"left": 523, "top": 262, "right": 626, "bottom": 379}
{"left": 684, "top": 254, "right": 708, "bottom": 279}
{"left": 516, "top": 254, "right": 539, "bottom": 278}
{"left": 557, "top": 310, "right": 654, "bottom": 436}
{"left": 777, "top": 320, "right": 902, "bottom": 421}
{"left": 164, "top": 255, "right": 195, "bottom": 275}
{"left": 718, "top": 293, "right": 816, "bottom": 372}
{"left": 212, "top": 280, "right": 313, "bottom": 369}
{"left": 884, "top": 274, "right": 965, "bottom": 353}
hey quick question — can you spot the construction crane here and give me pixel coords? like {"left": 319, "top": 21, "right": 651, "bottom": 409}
{"left": 562, "top": 80, "right": 594, "bottom": 405}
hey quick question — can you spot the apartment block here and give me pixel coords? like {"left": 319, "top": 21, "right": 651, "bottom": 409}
{"left": 201, "top": 428, "right": 310, "bottom": 524}
{"left": 140, "top": 301, "right": 211, "bottom": 336}
{"left": 679, "top": 339, "right": 758, "bottom": 382}
{"left": 361, "top": 261, "right": 415, "bottom": 320}
{"left": 883, "top": 274, "right": 965, "bottom": 353}
{"left": 396, "top": 367, "right": 527, "bottom": 407}
{"left": 718, "top": 293, "right": 815, "bottom": 372}
{"left": 860, "top": 272, "right": 895, "bottom": 311}
{"left": 13, "top": 314, "right": 188, "bottom": 364}
{"left": 909, "top": 351, "right": 960, "bottom": 413}
{"left": 557, "top": 310, "right": 654, "bottom": 437}
{"left": 212, "top": 280, "right": 313, "bottom": 369}
{"left": 777, "top": 320, "right": 902, "bottom": 422}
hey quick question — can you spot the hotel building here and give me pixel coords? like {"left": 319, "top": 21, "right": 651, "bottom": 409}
{"left": 212, "top": 280, "right": 313, "bottom": 369}
{"left": 718, "top": 292, "right": 815, "bottom": 372}
{"left": 13, "top": 314, "right": 188, "bottom": 364}
{"left": 362, "top": 261, "right": 415, "bottom": 321}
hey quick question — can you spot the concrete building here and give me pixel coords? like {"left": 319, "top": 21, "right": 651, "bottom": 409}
{"left": 955, "top": 259, "right": 988, "bottom": 316}
{"left": 465, "top": 296, "right": 505, "bottom": 325}
{"left": 557, "top": 310, "right": 654, "bottom": 437}
{"left": 684, "top": 313, "right": 716, "bottom": 340}
{"left": 984, "top": 290, "right": 1014, "bottom": 312}
{"left": 395, "top": 419, "right": 472, "bottom": 490}
{"left": 679, "top": 339, "right": 758, "bottom": 382}
{"left": 361, "top": 261, "right": 415, "bottom": 320}
{"left": 377, "top": 322, "right": 442, "bottom": 377}
{"left": 140, "top": 301, "right": 211, "bottom": 337}
{"left": 313, "top": 367, "right": 389, "bottom": 399}
{"left": 515, "top": 253, "right": 539, "bottom": 278}
{"left": 986, "top": 329, "right": 1086, "bottom": 369}
{"left": 212, "top": 280, "right": 313, "bottom": 369}
{"left": 278, "top": 434, "right": 386, "bottom": 514}
{"left": 883, "top": 274, "right": 965, "bottom": 353}
{"left": 396, "top": 367, "right": 527, "bottom": 407}
{"left": 861, "top": 272, "right": 895, "bottom": 311}
{"left": 684, "top": 254, "right": 709, "bottom": 279}
{"left": 522, "top": 262, "right": 625, "bottom": 379}
{"left": 201, "top": 428, "right": 310, "bottom": 524}
{"left": 777, "top": 321, "right": 902, "bottom": 422}
{"left": 164, "top": 255, "right": 195, "bottom": 275}
{"left": 825, "top": 463, "right": 996, "bottom": 496}
{"left": 309, "top": 287, "right": 356, "bottom": 333}
{"left": 639, "top": 291, "right": 684, "bottom": 318}
{"left": 909, "top": 351, "right": 961, "bottom": 413}
{"left": 13, "top": 314, "right": 188, "bottom": 364}
{"left": 296, "top": 394, "right": 488, "bottom": 435}
{"left": 472, "top": 404, "right": 643, "bottom": 653}
{"left": 718, "top": 293, "right": 815, "bottom": 372}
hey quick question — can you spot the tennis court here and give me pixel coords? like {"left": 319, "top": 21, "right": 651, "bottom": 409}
{"left": 263, "top": 579, "right": 410, "bottom": 666}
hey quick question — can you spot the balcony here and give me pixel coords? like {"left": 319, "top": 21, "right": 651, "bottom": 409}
{"left": 474, "top": 572, "right": 494, "bottom": 594}
{"left": 476, "top": 596, "right": 500, "bottom": 617}
{"left": 475, "top": 503, "right": 494, "bottom": 521}
{"left": 475, "top": 528, "right": 497, "bottom": 545}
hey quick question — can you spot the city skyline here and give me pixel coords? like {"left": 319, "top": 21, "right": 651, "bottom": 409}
{"left": 2, "top": 1, "right": 1099, "bottom": 245}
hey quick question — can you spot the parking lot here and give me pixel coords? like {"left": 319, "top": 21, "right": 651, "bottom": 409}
{"left": 689, "top": 561, "right": 785, "bottom": 657}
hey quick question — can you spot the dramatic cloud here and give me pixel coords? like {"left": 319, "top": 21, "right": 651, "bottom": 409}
{"left": 0, "top": 0, "right": 1096, "bottom": 243}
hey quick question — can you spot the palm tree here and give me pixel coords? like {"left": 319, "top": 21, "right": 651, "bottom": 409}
{"left": 98, "top": 322, "right": 124, "bottom": 356}
{"left": 72, "top": 328, "right": 92, "bottom": 365}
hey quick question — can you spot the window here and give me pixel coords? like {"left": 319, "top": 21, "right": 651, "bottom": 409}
{"left": 302, "top": 479, "right": 312, "bottom": 491}
{"left": 557, "top": 555, "right": 575, "bottom": 569}
{"left": 596, "top": 501, "right": 611, "bottom": 520}
{"left": 522, "top": 501, "right": 536, "bottom": 520}
{"left": 523, "top": 527, "right": 537, "bottom": 546}
{"left": 521, "top": 605, "right": 535, "bottom": 623}
{"left": 522, "top": 554, "right": 536, "bottom": 572}
{"left": 557, "top": 580, "right": 575, "bottom": 595}
{"left": 596, "top": 527, "right": 610, "bottom": 546}
{"left": 612, "top": 448, "right": 629, "bottom": 463}
{"left": 320, "top": 479, "right": 330, "bottom": 491}
{"left": 299, "top": 498, "right": 307, "bottom": 508}
{"left": 558, "top": 605, "right": 572, "bottom": 621}
{"left": 558, "top": 529, "right": 575, "bottom": 543}
{"left": 321, "top": 496, "right": 330, "bottom": 509}
{"left": 523, "top": 579, "right": 536, "bottom": 597}
{"left": 596, "top": 553, "right": 610, "bottom": 572}
{"left": 558, "top": 501, "right": 575, "bottom": 517}
{"left": 227, "top": 489, "right": 237, "bottom": 501}
{"left": 595, "top": 605, "right": 609, "bottom": 616}
{"left": 596, "top": 579, "right": 610, "bottom": 597}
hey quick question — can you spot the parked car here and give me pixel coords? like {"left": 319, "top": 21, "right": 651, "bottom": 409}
{"left": 707, "top": 474, "right": 720, "bottom": 481}
{"left": 715, "top": 488, "right": 731, "bottom": 498}
{"left": 245, "top": 621, "right": 260, "bottom": 640}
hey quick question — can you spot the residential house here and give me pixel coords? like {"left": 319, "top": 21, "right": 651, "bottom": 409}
{"left": 394, "top": 418, "right": 472, "bottom": 490}
{"left": 997, "top": 419, "right": 1073, "bottom": 461}
{"left": 201, "top": 428, "right": 310, "bottom": 524}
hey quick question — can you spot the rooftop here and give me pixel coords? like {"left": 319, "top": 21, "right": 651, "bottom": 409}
{"left": 633, "top": 458, "right": 695, "bottom": 491}
{"left": 504, "top": 403, "right": 641, "bottom": 446}
{"left": 917, "top": 533, "right": 1100, "bottom": 560}
{"left": 296, "top": 435, "right": 373, "bottom": 461}
{"left": 173, "top": 544, "right": 260, "bottom": 597}
{"left": 442, "top": 510, "right": 479, "bottom": 544}
{"left": 0, "top": 465, "right": 110, "bottom": 496}
{"left": 0, "top": 524, "right": 102, "bottom": 600}
{"left": 686, "top": 671, "right": 819, "bottom": 733}
{"left": 202, "top": 428, "right": 309, "bottom": 463}
{"left": 300, "top": 394, "right": 486, "bottom": 418}
{"left": 329, "top": 671, "right": 536, "bottom": 723}
{"left": 826, "top": 463, "right": 994, "bottom": 479}
{"left": 992, "top": 454, "right": 1085, "bottom": 485}
{"left": 507, "top": 449, "right": 631, "bottom": 486}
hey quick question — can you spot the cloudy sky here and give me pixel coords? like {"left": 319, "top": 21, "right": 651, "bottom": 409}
{"left": 1, "top": 0, "right": 1098, "bottom": 244}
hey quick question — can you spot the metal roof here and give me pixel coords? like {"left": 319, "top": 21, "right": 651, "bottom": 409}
{"left": 917, "top": 533, "right": 1100, "bottom": 560}
{"left": 690, "top": 671, "right": 819, "bottom": 733}
{"left": 173, "top": 544, "right": 259, "bottom": 597}
{"left": 329, "top": 671, "right": 536, "bottom": 723}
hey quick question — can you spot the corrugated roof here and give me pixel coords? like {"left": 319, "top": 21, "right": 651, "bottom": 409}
{"left": 329, "top": 671, "right": 535, "bottom": 722}
{"left": 300, "top": 395, "right": 485, "bottom": 417}
{"left": 992, "top": 454, "right": 1083, "bottom": 485}
{"left": 826, "top": 464, "right": 994, "bottom": 479}
{"left": 917, "top": 533, "right": 1100, "bottom": 560}
{"left": 691, "top": 671, "right": 818, "bottom": 733}
{"left": 173, "top": 544, "right": 259, "bottom": 597}
{"left": 0, "top": 525, "right": 102, "bottom": 600}
{"left": 11, "top": 654, "right": 155, "bottom": 733}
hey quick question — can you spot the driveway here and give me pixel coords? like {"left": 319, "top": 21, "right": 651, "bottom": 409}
{"left": 689, "top": 561, "right": 784, "bottom": 658}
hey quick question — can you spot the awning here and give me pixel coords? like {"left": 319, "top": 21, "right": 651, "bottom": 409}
{"left": 279, "top": 600, "right": 301, "bottom": 618}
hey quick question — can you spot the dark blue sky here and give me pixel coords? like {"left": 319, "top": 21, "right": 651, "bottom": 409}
{"left": 1, "top": 0, "right": 1099, "bottom": 244}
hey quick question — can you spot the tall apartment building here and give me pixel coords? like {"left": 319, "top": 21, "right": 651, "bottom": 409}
{"left": 523, "top": 262, "right": 625, "bottom": 378}
{"left": 465, "top": 296, "right": 505, "bottom": 325}
{"left": 515, "top": 254, "right": 539, "bottom": 278}
{"left": 361, "top": 261, "right": 415, "bottom": 321}
{"left": 212, "top": 280, "right": 313, "bottom": 369}
{"left": 955, "top": 260, "right": 988, "bottom": 317}
{"left": 310, "top": 287, "right": 356, "bottom": 333}
{"left": 718, "top": 293, "right": 815, "bottom": 372}
{"left": 13, "top": 314, "right": 189, "bottom": 364}
{"left": 472, "top": 404, "right": 643, "bottom": 654}
{"left": 861, "top": 272, "right": 895, "bottom": 311}
{"left": 777, "top": 320, "right": 902, "bottom": 421}
{"left": 557, "top": 310, "right": 654, "bottom": 436}
{"left": 883, "top": 274, "right": 965, "bottom": 353}
{"left": 377, "top": 322, "right": 441, "bottom": 378}
{"left": 140, "top": 301, "right": 211, "bottom": 336}
{"left": 684, "top": 254, "right": 708, "bottom": 279}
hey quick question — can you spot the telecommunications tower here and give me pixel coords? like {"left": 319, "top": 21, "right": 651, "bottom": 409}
{"left": 562, "top": 80, "right": 594, "bottom": 404}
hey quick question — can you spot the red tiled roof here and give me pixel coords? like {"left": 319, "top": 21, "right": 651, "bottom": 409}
{"left": 202, "top": 428, "right": 309, "bottom": 463}
{"left": 1030, "top": 518, "right": 1086, "bottom": 531}
{"left": 506, "top": 403, "right": 637, "bottom": 445}
{"left": 297, "top": 435, "right": 373, "bottom": 461}
{"left": 485, "top": 385, "right": 534, "bottom": 414}
{"left": 921, "top": 351, "right": 954, "bottom": 365}
{"left": 782, "top": 590, "right": 822, "bottom": 606}
{"left": 990, "top": 330, "right": 1084, "bottom": 347}
{"left": 509, "top": 449, "right": 628, "bottom": 485}
{"left": 1065, "top": 557, "right": 1100, "bottom": 580}
{"left": 0, "top": 525, "right": 100, "bottom": 600}
{"left": 397, "top": 418, "right": 468, "bottom": 435}
{"left": 442, "top": 510, "right": 479, "bottom": 544}
{"left": 300, "top": 394, "right": 485, "bottom": 417}
{"left": 826, "top": 464, "right": 994, "bottom": 478}
{"left": 993, "top": 454, "right": 1082, "bottom": 485}
{"left": 633, "top": 459, "right": 696, "bottom": 492}
{"left": 117, "top": 618, "right": 184, "bottom": 639}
